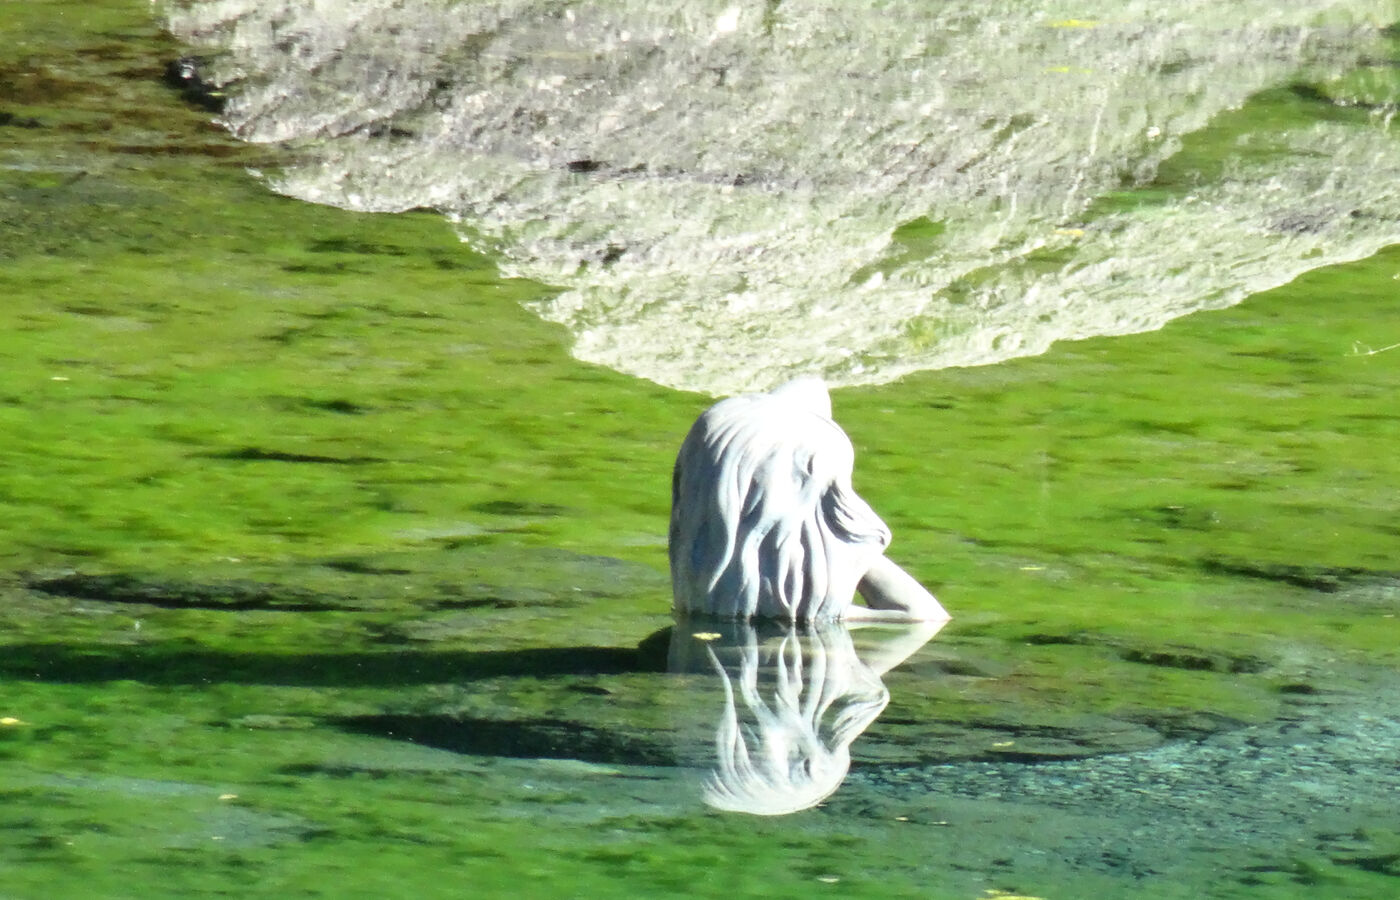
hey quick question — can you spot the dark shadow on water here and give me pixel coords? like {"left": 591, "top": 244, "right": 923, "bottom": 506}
{"left": 0, "top": 641, "right": 669, "bottom": 686}
{"left": 26, "top": 572, "right": 357, "bottom": 612}
{"left": 290, "top": 620, "right": 943, "bottom": 787}
{"left": 1201, "top": 556, "right": 1399, "bottom": 594}
{"left": 318, "top": 714, "right": 674, "bottom": 767}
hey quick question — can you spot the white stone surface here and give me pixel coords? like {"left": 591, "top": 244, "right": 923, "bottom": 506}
{"left": 163, "top": 1, "right": 1400, "bottom": 393}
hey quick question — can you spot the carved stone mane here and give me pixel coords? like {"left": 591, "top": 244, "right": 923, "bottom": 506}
{"left": 670, "top": 377, "right": 947, "bottom": 623}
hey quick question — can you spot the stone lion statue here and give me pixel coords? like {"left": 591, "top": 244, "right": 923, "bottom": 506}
{"left": 669, "top": 377, "right": 948, "bottom": 622}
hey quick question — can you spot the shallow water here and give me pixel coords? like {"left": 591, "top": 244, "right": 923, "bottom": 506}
{"left": 163, "top": 0, "right": 1400, "bottom": 394}
{"left": 3, "top": 2, "right": 1399, "bottom": 898}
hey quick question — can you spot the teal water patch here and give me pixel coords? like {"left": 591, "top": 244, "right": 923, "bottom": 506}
{"left": 850, "top": 679, "right": 1400, "bottom": 893}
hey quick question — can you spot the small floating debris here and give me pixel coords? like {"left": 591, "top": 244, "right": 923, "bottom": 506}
{"left": 692, "top": 632, "right": 722, "bottom": 641}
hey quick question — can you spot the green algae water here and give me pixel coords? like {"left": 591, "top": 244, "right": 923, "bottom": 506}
{"left": 2, "top": 2, "right": 1399, "bottom": 898}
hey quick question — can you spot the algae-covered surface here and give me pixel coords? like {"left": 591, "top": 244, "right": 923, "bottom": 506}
{"left": 2, "top": 2, "right": 1399, "bottom": 898}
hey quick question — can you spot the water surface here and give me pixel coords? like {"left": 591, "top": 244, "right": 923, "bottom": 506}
{"left": 2, "top": 2, "right": 1398, "bottom": 898}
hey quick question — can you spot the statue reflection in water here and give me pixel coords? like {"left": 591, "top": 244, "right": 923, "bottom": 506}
{"left": 668, "top": 619, "right": 944, "bottom": 816}
{"left": 666, "top": 376, "right": 947, "bottom": 813}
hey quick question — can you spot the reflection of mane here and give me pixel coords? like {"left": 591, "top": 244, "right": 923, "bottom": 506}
{"left": 670, "top": 378, "right": 891, "bottom": 621}
{"left": 697, "top": 625, "right": 888, "bottom": 816}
